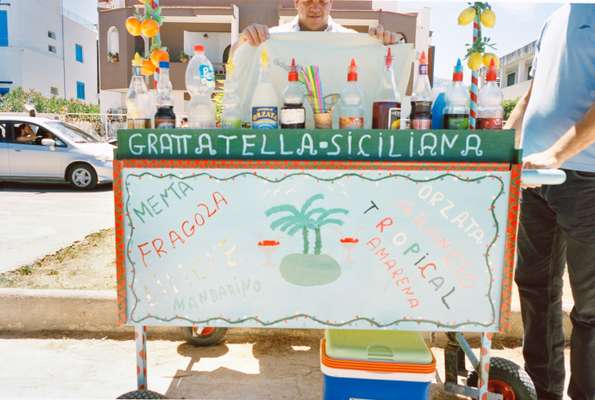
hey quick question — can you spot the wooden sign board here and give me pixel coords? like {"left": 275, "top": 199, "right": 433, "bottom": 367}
{"left": 114, "top": 130, "right": 521, "bottom": 332}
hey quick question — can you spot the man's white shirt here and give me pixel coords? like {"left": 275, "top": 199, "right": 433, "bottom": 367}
{"left": 269, "top": 15, "right": 356, "bottom": 33}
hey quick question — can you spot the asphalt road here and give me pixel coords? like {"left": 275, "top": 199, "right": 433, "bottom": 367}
{"left": 0, "top": 182, "right": 114, "bottom": 273}
{"left": 0, "top": 330, "right": 572, "bottom": 400}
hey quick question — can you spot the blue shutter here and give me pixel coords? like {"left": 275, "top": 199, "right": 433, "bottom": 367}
{"left": 0, "top": 11, "right": 8, "bottom": 47}
{"left": 0, "top": 88, "right": 9, "bottom": 96}
{"left": 76, "top": 81, "right": 85, "bottom": 100}
{"left": 75, "top": 44, "right": 83, "bottom": 63}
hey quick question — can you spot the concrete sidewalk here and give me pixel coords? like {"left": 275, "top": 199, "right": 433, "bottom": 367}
{"left": 0, "top": 275, "right": 575, "bottom": 340}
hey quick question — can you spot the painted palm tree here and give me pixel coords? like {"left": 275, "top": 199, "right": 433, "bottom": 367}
{"left": 265, "top": 194, "right": 324, "bottom": 254}
{"left": 265, "top": 194, "right": 349, "bottom": 287}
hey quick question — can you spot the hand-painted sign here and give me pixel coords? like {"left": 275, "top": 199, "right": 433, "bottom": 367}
{"left": 115, "top": 159, "right": 519, "bottom": 332}
{"left": 116, "top": 129, "right": 518, "bottom": 163}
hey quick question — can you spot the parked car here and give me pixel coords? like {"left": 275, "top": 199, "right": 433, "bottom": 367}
{"left": 0, "top": 117, "right": 114, "bottom": 190}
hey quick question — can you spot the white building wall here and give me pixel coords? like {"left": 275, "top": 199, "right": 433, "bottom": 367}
{"left": 0, "top": 0, "right": 98, "bottom": 103}
{"left": 63, "top": 16, "right": 99, "bottom": 103}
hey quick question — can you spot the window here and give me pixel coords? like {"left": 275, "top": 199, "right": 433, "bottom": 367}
{"left": 527, "top": 65, "right": 532, "bottom": 81}
{"left": 506, "top": 72, "right": 516, "bottom": 87}
{"left": 48, "top": 44, "right": 57, "bottom": 53}
{"left": 75, "top": 44, "right": 83, "bottom": 63}
{"left": 12, "top": 123, "right": 50, "bottom": 146}
{"left": 50, "top": 87, "right": 59, "bottom": 96}
{"left": 76, "top": 81, "right": 85, "bottom": 100}
{"left": 48, "top": 31, "right": 56, "bottom": 40}
{"left": 107, "top": 26, "right": 119, "bottom": 63}
{"left": 0, "top": 122, "right": 7, "bottom": 141}
{"left": 0, "top": 10, "right": 8, "bottom": 47}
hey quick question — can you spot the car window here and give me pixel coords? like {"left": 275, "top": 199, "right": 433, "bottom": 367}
{"left": 0, "top": 122, "right": 7, "bottom": 142}
{"left": 12, "top": 122, "right": 60, "bottom": 146}
{"left": 46, "top": 122, "right": 99, "bottom": 143}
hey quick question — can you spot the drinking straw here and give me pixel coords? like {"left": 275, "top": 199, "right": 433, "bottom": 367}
{"left": 307, "top": 66, "right": 320, "bottom": 113}
{"left": 313, "top": 65, "right": 323, "bottom": 112}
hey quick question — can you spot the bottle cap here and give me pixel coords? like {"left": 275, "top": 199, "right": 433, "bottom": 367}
{"left": 159, "top": 61, "right": 169, "bottom": 69}
{"left": 347, "top": 58, "right": 358, "bottom": 82}
{"left": 486, "top": 58, "right": 498, "bottom": 81}
{"left": 288, "top": 58, "right": 298, "bottom": 82}
{"left": 453, "top": 58, "right": 463, "bottom": 81}
{"left": 132, "top": 53, "right": 143, "bottom": 67}
{"left": 419, "top": 51, "right": 427, "bottom": 65}
{"left": 385, "top": 47, "right": 393, "bottom": 69}
{"left": 193, "top": 45, "right": 205, "bottom": 53}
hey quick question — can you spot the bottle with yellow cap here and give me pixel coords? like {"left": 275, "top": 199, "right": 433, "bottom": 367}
{"left": 250, "top": 48, "right": 280, "bottom": 129}
{"left": 126, "top": 53, "right": 154, "bottom": 129}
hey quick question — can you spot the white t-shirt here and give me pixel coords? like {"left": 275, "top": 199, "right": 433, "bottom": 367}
{"left": 270, "top": 16, "right": 356, "bottom": 34}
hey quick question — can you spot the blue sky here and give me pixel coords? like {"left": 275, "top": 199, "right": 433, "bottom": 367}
{"left": 64, "top": 0, "right": 563, "bottom": 80}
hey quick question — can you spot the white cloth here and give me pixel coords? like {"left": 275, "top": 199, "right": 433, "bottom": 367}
{"left": 231, "top": 33, "right": 415, "bottom": 128}
{"left": 270, "top": 15, "right": 356, "bottom": 33}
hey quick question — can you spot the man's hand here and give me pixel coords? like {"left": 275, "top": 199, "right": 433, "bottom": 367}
{"left": 522, "top": 150, "right": 563, "bottom": 188}
{"left": 369, "top": 24, "right": 400, "bottom": 45}
{"left": 241, "top": 24, "right": 270, "bottom": 47}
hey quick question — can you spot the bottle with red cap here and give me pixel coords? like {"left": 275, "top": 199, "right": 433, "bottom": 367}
{"left": 411, "top": 51, "right": 433, "bottom": 130}
{"left": 443, "top": 58, "right": 470, "bottom": 129}
{"left": 478, "top": 59, "right": 504, "bottom": 130}
{"left": 338, "top": 58, "right": 364, "bottom": 129}
{"left": 372, "top": 47, "right": 401, "bottom": 129}
{"left": 280, "top": 58, "right": 306, "bottom": 129}
{"left": 185, "top": 44, "right": 216, "bottom": 128}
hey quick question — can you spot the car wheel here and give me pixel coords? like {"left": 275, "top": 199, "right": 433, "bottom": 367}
{"left": 68, "top": 163, "right": 97, "bottom": 190}
{"left": 182, "top": 327, "right": 228, "bottom": 347}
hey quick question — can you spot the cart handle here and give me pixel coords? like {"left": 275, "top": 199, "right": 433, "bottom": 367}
{"left": 521, "top": 169, "right": 566, "bottom": 186}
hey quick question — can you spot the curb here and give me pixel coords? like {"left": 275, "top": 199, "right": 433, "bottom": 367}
{"left": 0, "top": 288, "right": 572, "bottom": 342}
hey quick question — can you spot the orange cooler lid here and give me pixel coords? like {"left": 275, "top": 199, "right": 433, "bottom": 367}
{"left": 324, "top": 330, "right": 434, "bottom": 369}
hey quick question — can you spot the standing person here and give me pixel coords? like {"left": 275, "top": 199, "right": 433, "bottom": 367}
{"left": 232, "top": 0, "right": 401, "bottom": 52}
{"left": 505, "top": 4, "right": 595, "bottom": 399}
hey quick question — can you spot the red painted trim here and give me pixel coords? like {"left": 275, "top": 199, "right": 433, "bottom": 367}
{"left": 498, "top": 164, "right": 522, "bottom": 332}
{"left": 113, "top": 160, "right": 128, "bottom": 325}
{"left": 121, "top": 159, "right": 510, "bottom": 171}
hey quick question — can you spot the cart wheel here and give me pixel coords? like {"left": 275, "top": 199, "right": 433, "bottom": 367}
{"left": 183, "top": 327, "right": 228, "bottom": 347}
{"left": 117, "top": 389, "right": 167, "bottom": 399}
{"left": 467, "top": 357, "right": 537, "bottom": 400}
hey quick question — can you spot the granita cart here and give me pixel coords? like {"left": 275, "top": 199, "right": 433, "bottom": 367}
{"left": 112, "top": 128, "right": 565, "bottom": 400}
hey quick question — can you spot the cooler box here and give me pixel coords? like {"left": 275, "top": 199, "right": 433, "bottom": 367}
{"left": 321, "top": 330, "right": 435, "bottom": 400}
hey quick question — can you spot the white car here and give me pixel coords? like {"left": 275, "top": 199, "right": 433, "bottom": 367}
{"left": 0, "top": 117, "right": 114, "bottom": 190}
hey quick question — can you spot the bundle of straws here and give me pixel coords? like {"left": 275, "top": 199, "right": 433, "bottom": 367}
{"left": 299, "top": 65, "right": 326, "bottom": 113}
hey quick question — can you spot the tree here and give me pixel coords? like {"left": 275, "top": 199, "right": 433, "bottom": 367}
{"left": 312, "top": 208, "right": 348, "bottom": 255}
{"left": 502, "top": 98, "right": 519, "bottom": 121}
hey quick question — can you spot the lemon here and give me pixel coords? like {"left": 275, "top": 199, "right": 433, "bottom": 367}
{"left": 458, "top": 7, "right": 476, "bottom": 26}
{"left": 482, "top": 53, "right": 499, "bottom": 68}
{"left": 481, "top": 9, "right": 496, "bottom": 28}
{"left": 467, "top": 52, "right": 483, "bottom": 71}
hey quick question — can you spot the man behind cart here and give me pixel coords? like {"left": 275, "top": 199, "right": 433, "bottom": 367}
{"left": 505, "top": 4, "right": 595, "bottom": 399}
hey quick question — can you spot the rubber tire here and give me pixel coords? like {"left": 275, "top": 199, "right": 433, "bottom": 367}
{"left": 182, "top": 327, "right": 228, "bottom": 347}
{"left": 467, "top": 357, "right": 537, "bottom": 400}
{"left": 68, "top": 163, "right": 97, "bottom": 190}
{"left": 117, "top": 389, "right": 167, "bottom": 399}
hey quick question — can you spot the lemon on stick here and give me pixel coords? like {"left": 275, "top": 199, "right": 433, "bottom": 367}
{"left": 458, "top": 7, "right": 476, "bottom": 26}
{"left": 467, "top": 52, "right": 483, "bottom": 71}
{"left": 481, "top": 9, "right": 496, "bottom": 28}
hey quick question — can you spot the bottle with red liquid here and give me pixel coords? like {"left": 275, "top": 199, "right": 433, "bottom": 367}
{"left": 372, "top": 48, "right": 401, "bottom": 129}
{"left": 281, "top": 58, "right": 306, "bottom": 129}
{"left": 411, "top": 51, "right": 433, "bottom": 130}
{"left": 443, "top": 59, "right": 469, "bottom": 129}
{"left": 338, "top": 59, "right": 364, "bottom": 129}
{"left": 477, "top": 59, "right": 504, "bottom": 129}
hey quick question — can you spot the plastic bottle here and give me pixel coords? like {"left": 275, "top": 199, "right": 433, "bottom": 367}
{"left": 411, "top": 51, "right": 433, "bottom": 130}
{"left": 154, "top": 61, "right": 176, "bottom": 129}
{"left": 372, "top": 48, "right": 401, "bottom": 129}
{"left": 221, "top": 60, "right": 242, "bottom": 129}
{"left": 443, "top": 59, "right": 469, "bottom": 129}
{"left": 281, "top": 58, "right": 306, "bottom": 129}
{"left": 250, "top": 48, "right": 280, "bottom": 129}
{"left": 185, "top": 44, "right": 216, "bottom": 128}
{"left": 126, "top": 53, "right": 153, "bottom": 129}
{"left": 339, "top": 59, "right": 365, "bottom": 129}
{"left": 477, "top": 59, "right": 504, "bottom": 130}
